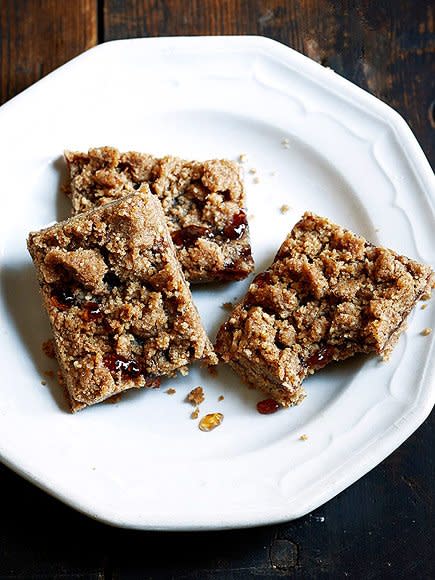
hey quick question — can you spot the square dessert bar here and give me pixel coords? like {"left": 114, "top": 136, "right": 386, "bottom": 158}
{"left": 65, "top": 147, "right": 255, "bottom": 283}
{"left": 216, "top": 212, "right": 433, "bottom": 407}
{"left": 28, "top": 188, "right": 217, "bottom": 412}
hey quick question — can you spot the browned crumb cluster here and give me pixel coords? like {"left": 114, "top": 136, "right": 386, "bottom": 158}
{"left": 186, "top": 386, "right": 205, "bottom": 406}
{"left": 299, "top": 434, "right": 309, "bottom": 441}
{"left": 166, "top": 388, "right": 176, "bottom": 395}
{"left": 218, "top": 395, "right": 225, "bottom": 401}
{"left": 65, "top": 147, "right": 254, "bottom": 283}
{"left": 421, "top": 327, "right": 432, "bottom": 336}
{"left": 216, "top": 212, "right": 434, "bottom": 407}
{"left": 28, "top": 190, "right": 216, "bottom": 412}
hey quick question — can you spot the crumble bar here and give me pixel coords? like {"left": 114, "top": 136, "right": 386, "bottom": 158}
{"left": 216, "top": 212, "right": 434, "bottom": 406}
{"left": 64, "top": 147, "right": 254, "bottom": 283}
{"left": 28, "top": 188, "right": 217, "bottom": 412}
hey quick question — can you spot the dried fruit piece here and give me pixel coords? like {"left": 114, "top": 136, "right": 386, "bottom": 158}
{"left": 199, "top": 412, "right": 224, "bottom": 432}
{"left": 257, "top": 398, "right": 280, "bottom": 415}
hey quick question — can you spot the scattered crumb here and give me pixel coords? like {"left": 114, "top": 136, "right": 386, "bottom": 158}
{"left": 91, "top": 467, "right": 96, "bottom": 471}
{"left": 375, "top": 228, "right": 380, "bottom": 232}
{"left": 41, "top": 380, "right": 47, "bottom": 386}
{"left": 280, "top": 204, "right": 290, "bottom": 214}
{"left": 421, "top": 327, "right": 432, "bottom": 336}
{"left": 249, "top": 168, "right": 257, "bottom": 174}
{"left": 238, "top": 153, "right": 247, "bottom": 163}
{"left": 43, "top": 370, "right": 55, "bottom": 379}
{"left": 208, "top": 366, "right": 218, "bottom": 376}
{"left": 421, "top": 304, "right": 428, "bottom": 310}
{"left": 166, "top": 387, "right": 176, "bottom": 395}
{"left": 186, "top": 386, "right": 205, "bottom": 405}
{"left": 191, "top": 407, "right": 200, "bottom": 420}
{"left": 270, "top": 170, "right": 276, "bottom": 176}
{"left": 248, "top": 214, "right": 255, "bottom": 220}
{"left": 218, "top": 395, "right": 225, "bottom": 402}
{"left": 199, "top": 413, "right": 224, "bottom": 432}
{"left": 299, "top": 434, "right": 309, "bottom": 441}
{"left": 221, "top": 302, "right": 234, "bottom": 311}
{"left": 281, "top": 137, "right": 290, "bottom": 149}
{"left": 42, "top": 339, "right": 56, "bottom": 359}
{"left": 253, "top": 177, "right": 260, "bottom": 184}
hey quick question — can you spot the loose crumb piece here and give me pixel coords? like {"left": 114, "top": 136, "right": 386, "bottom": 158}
{"left": 421, "top": 327, "right": 432, "bottom": 336}
{"left": 41, "top": 380, "right": 47, "bottom": 386}
{"left": 253, "top": 177, "right": 260, "bottom": 184}
{"left": 199, "top": 413, "right": 224, "bottom": 432}
{"left": 280, "top": 204, "right": 290, "bottom": 214}
{"left": 191, "top": 407, "right": 200, "bottom": 419}
{"left": 249, "top": 168, "right": 257, "bottom": 174}
{"left": 166, "top": 388, "right": 176, "bottom": 395}
{"left": 222, "top": 302, "right": 234, "bottom": 311}
{"left": 42, "top": 339, "right": 56, "bottom": 359}
{"left": 238, "top": 153, "right": 247, "bottom": 163}
{"left": 44, "top": 370, "right": 55, "bottom": 379}
{"left": 299, "top": 434, "right": 309, "bottom": 441}
{"left": 218, "top": 395, "right": 225, "bottom": 401}
{"left": 281, "top": 137, "right": 290, "bottom": 149}
{"left": 186, "top": 386, "right": 205, "bottom": 405}
{"left": 421, "top": 304, "right": 428, "bottom": 310}
{"left": 270, "top": 171, "right": 276, "bottom": 176}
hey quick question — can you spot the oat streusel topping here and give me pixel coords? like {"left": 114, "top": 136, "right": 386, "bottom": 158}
{"left": 216, "top": 212, "right": 434, "bottom": 406}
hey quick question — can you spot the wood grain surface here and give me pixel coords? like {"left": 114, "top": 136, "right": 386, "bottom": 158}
{"left": 0, "top": 1, "right": 433, "bottom": 579}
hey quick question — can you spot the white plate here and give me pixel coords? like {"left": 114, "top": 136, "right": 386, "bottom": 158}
{"left": 0, "top": 36, "right": 434, "bottom": 531}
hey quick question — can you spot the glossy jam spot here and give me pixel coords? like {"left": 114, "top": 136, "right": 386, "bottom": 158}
{"left": 257, "top": 398, "right": 280, "bottom": 414}
{"left": 223, "top": 210, "right": 248, "bottom": 240}
{"left": 305, "top": 346, "right": 334, "bottom": 370}
{"left": 104, "top": 353, "right": 142, "bottom": 378}
{"left": 82, "top": 302, "right": 102, "bottom": 321}
{"left": 51, "top": 287, "right": 75, "bottom": 310}
{"left": 171, "top": 225, "right": 213, "bottom": 247}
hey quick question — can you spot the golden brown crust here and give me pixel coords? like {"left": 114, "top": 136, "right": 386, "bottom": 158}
{"left": 216, "top": 212, "right": 433, "bottom": 406}
{"left": 28, "top": 189, "right": 217, "bottom": 412}
{"left": 64, "top": 147, "right": 254, "bottom": 283}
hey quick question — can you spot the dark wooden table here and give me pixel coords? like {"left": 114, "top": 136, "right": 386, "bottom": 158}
{"left": 1, "top": 2, "right": 433, "bottom": 579}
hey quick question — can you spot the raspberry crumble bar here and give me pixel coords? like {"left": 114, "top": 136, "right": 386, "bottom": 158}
{"left": 64, "top": 147, "right": 254, "bottom": 283}
{"left": 28, "top": 188, "right": 217, "bottom": 412}
{"left": 216, "top": 212, "right": 434, "bottom": 406}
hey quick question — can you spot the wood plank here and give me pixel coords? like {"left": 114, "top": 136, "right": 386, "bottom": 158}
{"left": 0, "top": 0, "right": 98, "bottom": 104}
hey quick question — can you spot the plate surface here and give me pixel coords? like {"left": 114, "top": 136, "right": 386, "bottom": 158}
{"left": 0, "top": 36, "right": 434, "bottom": 530}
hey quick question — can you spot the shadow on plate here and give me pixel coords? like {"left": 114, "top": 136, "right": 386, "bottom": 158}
{"left": 53, "top": 154, "right": 71, "bottom": 222}
{"left": 0, "top": 262, "right": 68, "bottom": 412}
